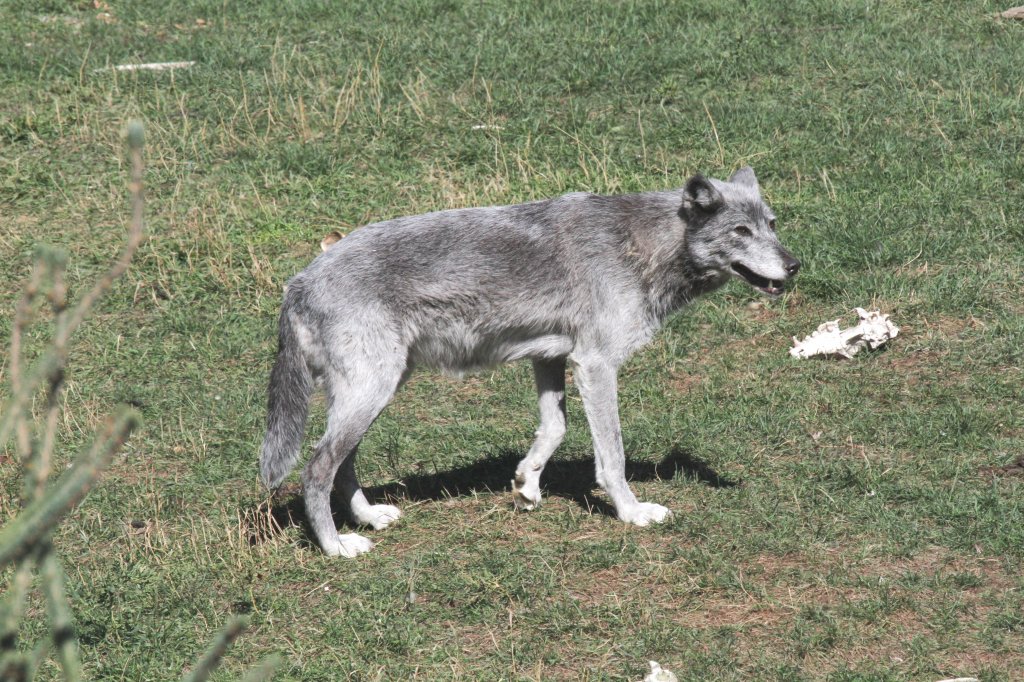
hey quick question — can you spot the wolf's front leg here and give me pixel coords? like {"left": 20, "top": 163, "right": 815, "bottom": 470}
{"left": 573, "top": 358, "right": 672, "bottom": 526}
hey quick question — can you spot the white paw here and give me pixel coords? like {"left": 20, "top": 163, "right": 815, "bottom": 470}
{"left": 354, "top": 504, "right": 402, "bottom": 530}
{"left": 324, "top": 532, "right": 374, "bottom": 558}
{"left": 511, "top": 477, "right": 542, "bottom": 511}
{"left": 618, "top": 502, "right": 672, "bottom": 527}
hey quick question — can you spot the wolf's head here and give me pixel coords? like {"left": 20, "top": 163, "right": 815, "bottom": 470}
{"left": 679, "top": 166, "right": 799, "bottom": 297}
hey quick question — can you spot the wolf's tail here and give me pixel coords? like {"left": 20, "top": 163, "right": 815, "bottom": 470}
{"left": 260, "top": 306, "right": 313, "bottom": 489}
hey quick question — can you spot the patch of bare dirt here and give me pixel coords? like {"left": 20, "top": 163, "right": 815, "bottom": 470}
{"left": 668, "top": 370, "right": 704, "bottom": 394}
{"left": 979, "top": 455, "right": 1024, "bottom": 478}
{"left": 918, "top": 314, "right": 987, "bottom": 338}
{"left": 862, "top": 544, "right": 1020, "bottom": 590}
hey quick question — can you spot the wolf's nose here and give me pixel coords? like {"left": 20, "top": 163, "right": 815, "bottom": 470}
{"left": 784, "top": 256, "right": 801, "bottom": 277}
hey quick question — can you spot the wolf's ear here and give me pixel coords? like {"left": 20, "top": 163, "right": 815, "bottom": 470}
{"left": 681, "top": 174, "right": 724, "bottom": 214}
{"left": 729, "top": 166, "right": 759, "bottom": 190}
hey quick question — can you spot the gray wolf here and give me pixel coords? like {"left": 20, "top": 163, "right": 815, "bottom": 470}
{"left": 260, "top": 166, "right": 800, "bottom": 557}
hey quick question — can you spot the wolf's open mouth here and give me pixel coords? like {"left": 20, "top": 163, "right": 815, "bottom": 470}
{"left": 731, "top": 263, "right": 785, "bottom": 297}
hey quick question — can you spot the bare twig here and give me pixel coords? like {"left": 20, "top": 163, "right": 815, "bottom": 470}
{"left": 0, "top": 350, "right": 61, "bottom": 454}
{"left": 53, "top": 122, "right": 145, "bottom": 352}
{"left": 10, "top": 259, "right": 46, "bottom": 465}
{"left": 181, "top": 617, "right": 248, "bottom": 682}
{"left": 34, "top": 257, "right": 68, "bottom": 500}
{"left": 40, "top": 549, "right": 80, "bottom": 681}
{"left": 0, "top": 557, "right": 35, "bottom": 657}
{"left": 0, "top": 408, "right": 140, "bottom": 569}
{"left": 703, "top": 100, "right": 725, "bottom": 168}
{"left": 239, "top": 655, "right": 283, "bottom": 682}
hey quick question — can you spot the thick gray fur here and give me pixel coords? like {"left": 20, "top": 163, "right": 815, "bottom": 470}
{"left": 260, "top": 166, "right": 800, "bottom": 557}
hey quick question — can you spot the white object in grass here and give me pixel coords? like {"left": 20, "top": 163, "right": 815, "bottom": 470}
{"left": 640, "top": 661, "right": 678, "bottom": 682}
{"left": 110, "top": 61, "right": 196, "bottom": 72}
{"left": 789, "top": 308, "right": 899, "bottom": 359}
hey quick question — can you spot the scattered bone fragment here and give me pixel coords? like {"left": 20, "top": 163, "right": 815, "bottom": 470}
{"left": 639, "top": 661, "right": 678, "bottom": 682}
{"left": 1001, "top": 6, "right": 1024, "bottom": 19}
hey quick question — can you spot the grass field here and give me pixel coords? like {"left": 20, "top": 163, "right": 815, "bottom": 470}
{"left": 2, "top": 1, "right": 1023, "bottom": 680}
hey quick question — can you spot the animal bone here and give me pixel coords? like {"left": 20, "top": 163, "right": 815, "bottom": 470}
{"left": 790, "top": 308, "right": 898, "bottom": 359}
{"left": 640, "top": 661, "right": 678, "bottom": 682}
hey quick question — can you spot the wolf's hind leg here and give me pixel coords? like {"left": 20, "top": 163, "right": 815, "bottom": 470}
{"left": 302, "top": 363, "right": 402, "bottom": 557}
{"left": 333, "top": 533, "right": 375, "bottom": 558}
{"left": 513, "top": 358, "right": 567, "bottom": 510}
{"left": 338, "top": 454, "right": 402, "bottom": 530}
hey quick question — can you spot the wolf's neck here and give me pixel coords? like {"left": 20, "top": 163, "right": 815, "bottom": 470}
{"left": 643, "top": 253, "right": 727, "bottom": 322}
{"left": 621, "top": 218, "right": 726, "bottom": 322}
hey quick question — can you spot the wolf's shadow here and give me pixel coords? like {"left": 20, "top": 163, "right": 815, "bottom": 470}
{"left": 368, "top": 445, "right": 738, "bottom": 508}
{"left": 254, "top": 447, "right": 739, "bottom": 546}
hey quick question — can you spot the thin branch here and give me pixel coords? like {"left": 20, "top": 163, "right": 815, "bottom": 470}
{"left": 40, "top": 548, "right": 81, "bottom": 681}
{"left": 34, "top": 259, "right": 68, "bottom": 501}
{"left": 180, "top": 617, "right": 248, "bottom": 682}
{"left": 0, "top": 651, "right": 30, "bottom": 682}
{"left": 27, "top": 638, "right": 52, "bottom": 681}
{"left": 0, "top": 350, "right": 61, "bottom": 455}
{"left": 0, "top": 558, "right": 35, "bottom": 657}
{"left": 53, "top": 122, "right": 145, "bottom": 352}
{"left": 10, "top": 259, "right": 46, "bottom": 465}
{"left": 239, "top": 655, "right": 283, "bottom": 682}
{"left": 0, "top": 408, "right": 140, "bottom": 569}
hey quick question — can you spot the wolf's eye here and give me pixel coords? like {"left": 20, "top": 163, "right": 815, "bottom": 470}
{"left": 734, "top": 225, "right": 752, "bottom": 237}
{"left": 768, "top": 219, "right": 777, "bottom": 231}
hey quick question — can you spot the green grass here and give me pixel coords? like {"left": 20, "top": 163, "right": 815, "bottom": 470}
{"left": 2, "top": 0, "right": 1023, "bottom": 679}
